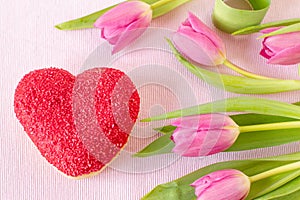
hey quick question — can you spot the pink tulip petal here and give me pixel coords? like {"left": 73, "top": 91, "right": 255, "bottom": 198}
{"left": 268, "top": 44, "right": 300, "bottom": 65}
{"left": 260, "top": 45, "right": 274, "bottom": 59}
{"left": 206, "top": 129, "right": 239, "bottom": 155}
{"left": 111, "top": 12, "right": 152, "bottom": 54}
{"left": 94, "top": 1, "right": 150, "bottom": 28}
{"left": 171, "top": 114, "right": 239, "bottom": 157}
{"left": 260, "top": 27, "right": 282, "bottom": 34}
{"left": 198, "top": 129, "right": 225, "bottom": 156}
{"left": 101, "top": 26, "right": 127, "bottom": 44}
{"left": 172, "top": 129, "right": 237, "bottom": 157}
{"left": 181, "top": 132, "right": 206, "bottom": 157}
{"left": 171, "top": 128, "right": 199, "bottom": 156}
{"left": 94, "top": 1, "right": 152, "bottom": 53}
{"left": 172, "top": 114, "right": 236, "bottom": 130}
{"left": 191, "top": 169, "right": 238, "bottom": 187}
{"left": 173, "top": 13, "right": 226, "bottom": 66}
{"left": 260, "top": 27, "right": 300, "bottom": 65}
{"left": 199, "top": 176, "right": 249, "bottom": 200}
{"left": 173, "top": 33, "right": 215, "bottom": 66}
{"left": 264, "top": 32, "right": 300, "bottom": 52}
{"left": 187, "top": 12, "right": 226, "bottom": 53}
{"left": 191, "top": 170, "right": 250, "bottom": 200}
{"left": 173, "top": 32, "right": 224, "bottom": 66}
{"left": 172, "top": 115, "right": 204, "bottom": 129}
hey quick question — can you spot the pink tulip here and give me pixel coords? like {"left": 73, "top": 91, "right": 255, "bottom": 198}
{"left": 191, "top": 169, "right": 251, "bottom": 200}
{"left": 173, "top": 12, "right": 226, "bottom": 66}
{"left": 94, "top": 1, "right": 152, "bottom": 54}
{"left": 260, "top": 27, "right": 300, "bottom": 65}
{"left": 170, "top": 114, "right": 239, "bottom": 157}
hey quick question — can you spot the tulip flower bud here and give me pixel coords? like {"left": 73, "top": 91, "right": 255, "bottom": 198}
{"left": 191, "top": 169, "right": 251, "bottom": 200}
{"left": 260, "top": 27, "right": 300, "bottom": 65}
{"left": 173, "top": 12, "right": 226, "bottom": 66}
{"left": 170, "top": 114, "right": 239, "bottom": 157}
{"left": 94, "top": 1, "right": 152, "bottom": 54}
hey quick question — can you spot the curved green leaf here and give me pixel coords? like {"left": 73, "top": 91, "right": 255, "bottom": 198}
{"left": 231, "top": 113, "right": 297, "bottom": 126}
{"left": 227, "top": 114, "right": 300, "bottom": 151}
{"left": 271, "top": 190, "right": 300, "bottom": 200}
{"left": 133, "top": 126, "right": 176, "bottom": 157}
{"left": 133, "top": 132, "right": 175, "bottom": 157}
{"left": 255, "top": 174, "right": 300, "bottom": 199}
{"left": 154, "top": 125, "right": 177, "bottom": 134}
{"left": 232, "top": 18, "right": 300, "bottom": 35}
{"left": 167, "top": 39, "right": 300, "bottom": 94}
{"left": 141, "top": 97, "right": 300, "bottom": 122}
{"left": 150, "top": 0, "right": 191, "bottom": 18}
{"left": 247, "top": 169, "right": 300, "bottom": 199}
{"left": 55, "top": 5, "right": 116, "bottom": 30}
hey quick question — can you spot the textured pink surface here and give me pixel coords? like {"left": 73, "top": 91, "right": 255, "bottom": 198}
{"left": 1, "top": 0, "right": 300, "bottom": 199}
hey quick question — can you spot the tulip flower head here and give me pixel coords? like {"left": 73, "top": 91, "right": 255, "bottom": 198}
{"left": 260, "top": 27, "right": 300, "bottom": 65}
{"left": 191, "top": 169, "right": 251, "bottom": 200}
{"left": 170, "top": 114, "right": 239, "bottom": 157}
{"left": 94, "top": 1, "right": 152, "bottom": 54}
{"left": 173, "top": 12, "right": 226, "bottom": 66}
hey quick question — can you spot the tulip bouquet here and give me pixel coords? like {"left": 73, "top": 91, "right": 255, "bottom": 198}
{"left": 55, "top": 0, "right": 300, "bottom": 199}
{"left": 136, "top": 12, "right": 300, "bottom": 199}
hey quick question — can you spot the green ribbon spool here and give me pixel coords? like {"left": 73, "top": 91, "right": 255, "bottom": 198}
{"left": 212, "top": 0, "right": 271, "bottom": 33}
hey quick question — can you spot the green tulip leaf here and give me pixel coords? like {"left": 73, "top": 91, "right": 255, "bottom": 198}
{"left": 166, "top": 39, "right": 300, "bottom": 94}
{"left": 133, "top": 126, "right": 175, "bottom": 157}
{"left": 227, "top": 113, "right": 300, "bottom": 151}
{"left": 230, "top": 128, "right": 300, "bottom": 151}
{"left": 55, "top": 5, "right": 116, "bottom": 30}
{"left": 154, "top": 125, "right": 177, "bottom": 134}
{"left": 260, "top": 22, "right": 300, "bottom": 38}
{"left": 254, "top": 174, "right": 300, "bottom": 200}
{"left": 55, "top": 0, "right": 190, "bottom": 30}
{"left": 142, "top": 152, "right": 300, "bottom": 200}
{"left": 141, "top": 97, "right": 300, "bottom": 122}
{"left": 247, "top": 169, "right": 300, "bottom": 199}
{"left": 133, "top": 132, "right": 175, "bottom": 157}
{"left": 232, "top": 18, "right": 300, "bottom": 35}
{"left": 150, "top": 0, "right": 191, "bottom": 18}
{"left": 270, "top": 190, "right": 300, "bottom": 200}
{"left": 256, "top": 152, "right": 300, "bottom": 162}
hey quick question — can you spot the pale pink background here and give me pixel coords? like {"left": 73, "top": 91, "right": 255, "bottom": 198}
{"left": 1, "top": 0, "right": 300, "bottom": 199}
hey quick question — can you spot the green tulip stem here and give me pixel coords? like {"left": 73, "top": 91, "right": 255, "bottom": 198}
{"left": 249, "top": 161, "right": 300, "bottom": 183}
{"left": 238, "top": 121, "right": 300, "bottom": 133}
{"left": 150, "top": 0, "right": 174, "bottom": 10}
{"left": 223, "top": 59, "right": 272, "bottom": 80}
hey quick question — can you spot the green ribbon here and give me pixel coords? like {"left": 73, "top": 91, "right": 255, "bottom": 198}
{"left": 212, "top": 0, "right": 271, "bottom": 33}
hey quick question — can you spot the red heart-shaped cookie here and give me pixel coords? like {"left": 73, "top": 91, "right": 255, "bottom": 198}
{"left": 14, "top": 68, "right": 140, "bottom": 178}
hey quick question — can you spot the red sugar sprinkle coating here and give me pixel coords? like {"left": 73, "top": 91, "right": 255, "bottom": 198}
{"left": 73, "top": 68, "right": 140, "bottom": 165}
{"left": 14, "top": 68, "right": 140, "bottom": 177}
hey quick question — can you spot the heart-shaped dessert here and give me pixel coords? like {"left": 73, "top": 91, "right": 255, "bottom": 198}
{"left": 14, "top": 68, "right": 140, "bottom": 178}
